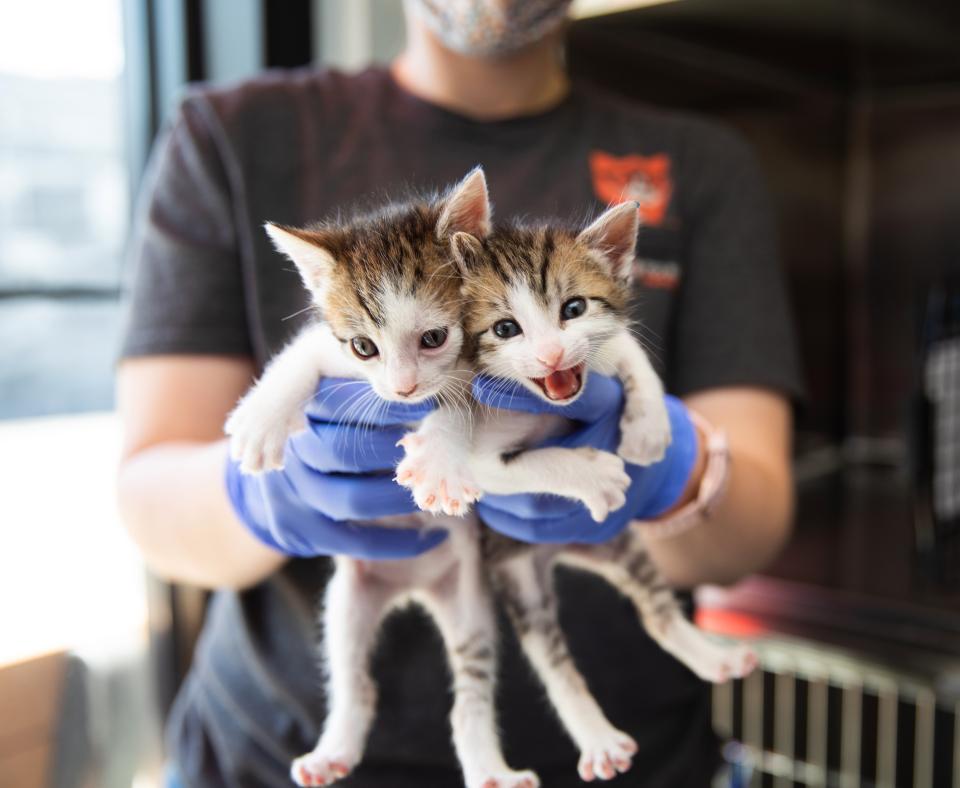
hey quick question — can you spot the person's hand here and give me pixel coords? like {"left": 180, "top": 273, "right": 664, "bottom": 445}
{"left": 225, "top": 378, "right": 449, "bottom": 559}
{"left": 471, "top": 374, "right": 699, "bottom": 543}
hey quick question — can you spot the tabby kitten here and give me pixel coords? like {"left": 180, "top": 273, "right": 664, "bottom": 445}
{"left": 227, "top": 170, "right": 541, "bottom": 788}
{"left": 398, "top": 202, "right": 757, "bottom": 782}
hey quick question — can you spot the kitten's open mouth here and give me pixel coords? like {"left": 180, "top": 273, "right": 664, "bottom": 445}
{"left": 531, "top": 363, "right": 585, "bottom": 402}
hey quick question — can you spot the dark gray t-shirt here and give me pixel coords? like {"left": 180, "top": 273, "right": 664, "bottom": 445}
{"left": 123, "top": 67, "right": 802, "bottom": 787}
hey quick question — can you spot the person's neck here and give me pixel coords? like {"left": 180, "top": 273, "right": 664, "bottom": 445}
{"left": 391, "top": 20, "right": 569, "bottom": 121}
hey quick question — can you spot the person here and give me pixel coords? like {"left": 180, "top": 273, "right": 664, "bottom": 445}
{"left": 117, "top": 1, "right": 802, "bottom": 786}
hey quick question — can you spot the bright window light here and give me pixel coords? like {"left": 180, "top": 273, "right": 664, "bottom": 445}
{"left": 0, "top": 0, "right": 128, "bottom": 419}
{"left": 0, "top": 0, "right": 123, "bottom": 81}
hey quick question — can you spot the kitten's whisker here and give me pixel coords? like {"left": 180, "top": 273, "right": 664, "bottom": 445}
{"left": 624, "top": 322, "right": 662, "bottom": 351}
{"left": 281, "top": 304, "right": 315, "bottom": 322}
{"left": 306, "top": 378, "right": 369, "bottom": 412}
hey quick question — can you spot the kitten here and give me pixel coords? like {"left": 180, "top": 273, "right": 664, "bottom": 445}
{"left": 397, "top": 203, "right": 758, "bottom": 781}
{"left": 227, "top": 170, "right": 541, "bottom": 788}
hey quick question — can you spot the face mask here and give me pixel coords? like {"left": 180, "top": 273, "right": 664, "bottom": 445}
{"left": 407, "top": 0, "right": 573, "bottom": 57}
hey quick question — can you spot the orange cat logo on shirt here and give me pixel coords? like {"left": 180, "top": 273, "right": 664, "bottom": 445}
{"left": 589, "top": 151, "right": 673, "bottom": 227}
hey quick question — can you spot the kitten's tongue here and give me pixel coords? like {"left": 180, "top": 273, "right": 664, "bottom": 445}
{"left": 543, "top": 368, "right": 580, "bottom": 401}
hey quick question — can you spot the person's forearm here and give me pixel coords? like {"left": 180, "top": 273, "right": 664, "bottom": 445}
{"left": 117, "top": 438, "right": 287, "bottom": 589}
{"left": 644, "top": 443, "right": 793, "bottom": 588}
{"left": 644, "top": 390, "right": 795, "bottom": 588}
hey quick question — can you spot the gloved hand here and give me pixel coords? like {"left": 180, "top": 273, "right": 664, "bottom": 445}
{"left": 225, "top": 378, "right": 449, "bottom": 559}
{"left": 471, "top": 374, "right": 699, "bottom": 543}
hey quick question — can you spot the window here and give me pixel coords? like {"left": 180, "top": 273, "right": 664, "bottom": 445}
{"left": 0, "top": 0, "right": 128, "bottom": 420}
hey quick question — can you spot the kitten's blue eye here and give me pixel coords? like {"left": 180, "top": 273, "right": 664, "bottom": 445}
{"left": 351, "top": 336, "right": 379, "bottom": 359}
{"left": 493, "top": 319, "right": 522, "bottom": 339}
{"left": 421, "top": 328, "right": 448, "bottom": 349}
{"left": 561, "top": 297, "right": 587, "bottom": 320}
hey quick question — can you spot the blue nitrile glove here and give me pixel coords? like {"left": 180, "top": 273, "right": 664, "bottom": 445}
{"left": 471, "top": 374, "right": 699, "bottom": 543}
{"left": 225, "top": 378, "right": 449, "bottom": 559}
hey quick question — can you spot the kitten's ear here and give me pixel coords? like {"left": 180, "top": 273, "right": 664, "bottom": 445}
{"left": 577, "top": 202, "right": 640, "bottom": 281}
{"left": 264, "top": 222, "right": 336, "bottom": 291}
{"left": 437, "top": 167, "right": 492, "bottom": 239}
{"left": 450, "top": 231, "right": 484, "bottom": 275}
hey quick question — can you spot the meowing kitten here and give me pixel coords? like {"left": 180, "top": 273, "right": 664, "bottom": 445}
{"left": 397, "top": 203, "right": 758, "bottom": 781}
{"left": 227, "top": 170, "right": 541, "bottom": 788}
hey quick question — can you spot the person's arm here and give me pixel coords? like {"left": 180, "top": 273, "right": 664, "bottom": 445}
{"left": 644, "top": 121, "right": 801, "bottom": 588}
{"left": 645, "top": 386, "right": 793, "bottom": 589}
{"left": 117, "top": 355, "right": 288, "bottom": 590}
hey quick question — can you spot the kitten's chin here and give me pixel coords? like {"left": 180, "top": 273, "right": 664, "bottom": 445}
{"left": 529, "top": 363, "right": 586, "bottom": 404}
{"left": 376, "top": 388, "right": 438, "bottom": 405}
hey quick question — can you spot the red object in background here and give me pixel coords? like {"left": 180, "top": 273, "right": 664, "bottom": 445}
{"left": 695, "top": 607, "right": 767, "bottom": 639}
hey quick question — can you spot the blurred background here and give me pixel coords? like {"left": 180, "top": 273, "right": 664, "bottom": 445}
{"left": 1, "top": 0, "right": 958, "bottom": 786}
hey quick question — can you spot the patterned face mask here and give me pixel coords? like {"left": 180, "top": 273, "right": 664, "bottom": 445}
{"left": 406, "top": 0, "right": 573, "bottom": 57}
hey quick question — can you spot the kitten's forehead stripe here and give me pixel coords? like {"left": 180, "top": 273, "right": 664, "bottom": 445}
{"left": 484, "top": 242, "right": 510, "bottom": 283}
{"left": 356, "top": 290, "right": 384, "bottom": 328}
{"left": 307, "top": 200, "right": 464, "bottom": 341}
{"left": 538, "top": 231, "right": 554, "bottom": 299}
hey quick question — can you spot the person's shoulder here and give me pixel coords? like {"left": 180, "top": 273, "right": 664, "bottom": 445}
{"left": 177, "top": 66, "right": 390, "bottom": 133}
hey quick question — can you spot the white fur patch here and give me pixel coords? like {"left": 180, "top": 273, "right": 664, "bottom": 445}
{"left": 363, "top": 285, "right": 464, "bottom": 400}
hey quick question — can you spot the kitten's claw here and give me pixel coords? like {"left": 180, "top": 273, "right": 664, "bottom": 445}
{"left": 617, "top": 398, "right": 671, "bottom": 467}
{"left": 396, "top": 434, "right": 424, "bottom": 450}
{"left": 395, "top": 430, "right": 480, "bottom": 516}
{"left": 577, "top": 729, "right": 637, "bottom": 782}
{"left": 571, "top": 449, "right": 631, "bottom": 522}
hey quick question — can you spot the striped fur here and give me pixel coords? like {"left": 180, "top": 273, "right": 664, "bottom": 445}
{"left": 458, "top": 224, "right": 631, "bottom": 367}
{"left": 277, "top": 200, "right": 463, "bottom": 342}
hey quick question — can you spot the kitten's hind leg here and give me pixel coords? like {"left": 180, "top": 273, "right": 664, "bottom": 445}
{"left": 568, "top": 532, "right": 757, "bottom": 683}
{"left": 291, "top": 559, "right": 393, "bottom": 788}
{"left": 495, "top": 553, "right": 637, "bottom": 782}
{"left": 423, "top": 541, "right": 539, "bottom": 788}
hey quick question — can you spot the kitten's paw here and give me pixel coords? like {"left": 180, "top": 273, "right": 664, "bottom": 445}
{"left": 395, "top": 432, "right": 480, "bottom": 517}
{"left": 694, "top": 643, "right": 758, "bottom": 684}
{"left": 290, "top": 751, "right": 355, "bottom": 787}
{"left": 577, "top": 728, "right": 638, "bottom": 782}
{"left": 654, "top": 617, "right": 759, "bottom": 684}
{"left": 617, "top": 399, "right": 672, "bottom": 466}
{"left": 572, "top": 449, "right": 631, "bottom": 522}
{"left": 470, "top": 769, "right": 540, "bottom": 788}
{"left": 225, "top": 396, "right": 306, "bottom": 474}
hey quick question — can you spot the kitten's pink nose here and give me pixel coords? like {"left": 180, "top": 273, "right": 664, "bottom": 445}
{"left": 395, "top": 383, "right": 418, "bottom": 398}
{"left": 536, "top": 347, "right": 564, "bottom": 370}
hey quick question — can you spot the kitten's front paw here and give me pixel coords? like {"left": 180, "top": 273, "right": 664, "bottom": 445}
{"left": 571, "top": 449, "right": 631, "bottom": 522}
{"left": 395, "top": 433, "right": 481, "bottom": 517}
{"left": 225, "top": 395, "right": 306, "bottom": 475}
{"left": 617, "top": 398, "right": 671, "bottom": 466}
